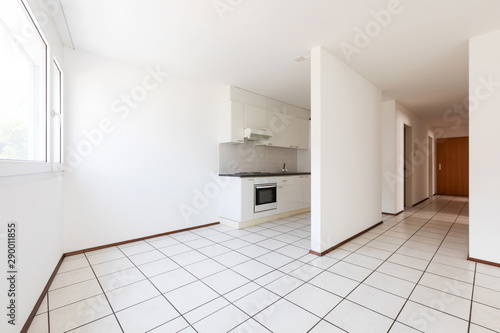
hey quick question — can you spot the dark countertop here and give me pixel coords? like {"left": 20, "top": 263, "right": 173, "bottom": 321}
{"left": 219, "top": 172, "right": 311, "bottom": 178}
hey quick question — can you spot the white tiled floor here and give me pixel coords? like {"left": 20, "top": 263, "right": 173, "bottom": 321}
{"left": 28, "top": 195, "right": 500, "bottom": 332}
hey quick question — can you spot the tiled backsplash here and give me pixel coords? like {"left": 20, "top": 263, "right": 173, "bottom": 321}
{"left": 219, "top": 142, "right": 298, "bottom": 174}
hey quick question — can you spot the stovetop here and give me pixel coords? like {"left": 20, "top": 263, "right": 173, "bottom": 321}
{"left": 234, "top": 171, "right": 273, "bottom": 175}
{"left": 219, "top": 171, "right": 311, "bottom": 178}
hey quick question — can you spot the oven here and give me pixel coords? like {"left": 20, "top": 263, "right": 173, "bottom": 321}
{"left": 254, "top": 178, "right": 277, "bottom": 213}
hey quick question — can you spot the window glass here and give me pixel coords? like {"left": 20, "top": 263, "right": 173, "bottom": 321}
{"left": 0, "top": 0, "right": 47, "bottom": 161}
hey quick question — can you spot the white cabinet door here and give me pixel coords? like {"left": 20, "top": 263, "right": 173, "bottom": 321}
{"left": 266, "top": 111, "right": 293, "bottom": 148}
{"left": 219, "top": 101, "right": 244, "bottom": 143}
{"left": 244, "top": 104, "right": 267, "bottom": 130}
{"left": 291, "top": 177, "right": 305, "bottom": 210}
{"left": 219, "top": 177, "right": 242, "bottom": 221}
{"left": 277, "top": 183, "right": 292, "bottom": 214}
{"left": 303, "top": 175, "right": 311, "bottom": 208}
{"left": 219, "top": 177, "right": 255, "bottom": 222}
{"left": 241, "top": 178, "right": 255, "bottom": 221}
{"left": 293, "top": 118, "right": 310, "bottom": 149}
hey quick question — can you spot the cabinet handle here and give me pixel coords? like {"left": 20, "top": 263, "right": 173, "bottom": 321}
{"left": 289, "top": 145, "right": 295, "bottom": 148}
{"left": 282, "top": 180, "right": 287, "bottom": 182}
{"left": 237, "top": 140, "right": 244, "bottom": 142}
{"left": 267, "top": 143, "right": 273, "bottom": 146}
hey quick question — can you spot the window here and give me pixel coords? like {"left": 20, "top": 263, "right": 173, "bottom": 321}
{"left": 52, "top": 60, "right": 62, "bottom": 163}
{"left": 0, "top": 0, "right": 47, "bottom": 162}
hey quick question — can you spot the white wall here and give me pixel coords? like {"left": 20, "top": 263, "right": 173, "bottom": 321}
{"left": 0, "top": 174, "right": 63, "bottom": 333}
{"left": 381, "top": 101, "right": 397, "bottom": 213}
{"left": 63, "top": 48, "right": 221, "bottom": 252}
{"left": 0, "top": 1, "right": 65, "bottom": 332}
{"left": 469, "top": 30, "right": 500, "bottom": 264}
{"left": 382, "top": 100, "right": 435, "bottom": 214}
{"left": 310, "top": 47, "right": 381, "bottom": 253}
{"left": 435, "top": 125, "right": 468, "bottom": 139}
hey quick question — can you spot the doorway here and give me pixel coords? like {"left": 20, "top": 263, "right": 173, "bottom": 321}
{"left": 404, "top": 125, "right": 413, "bottom": 207}
{"left": 436, "top": 137, "right": 469, "bottom": 195}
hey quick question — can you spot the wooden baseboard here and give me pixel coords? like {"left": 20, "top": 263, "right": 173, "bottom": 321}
{"left": 22, "top": 221, "right": 220, "bottom": 331}
{"left": 64, "top": 222, "right": 220, "bottom": 257}
{"left": 467, "top": 256, "right": 500, "bottom": 268}
{"left": 382, "top": 210, "right": 404, "bottom": 216}
{"left": 20, "top": 254, "right": 65, "bottom": 333}
{"left": 412, "top": 197, "right": 429, "bottom": 207}
{"left": 309, "top": 221, "right": 383, "bottom": 257}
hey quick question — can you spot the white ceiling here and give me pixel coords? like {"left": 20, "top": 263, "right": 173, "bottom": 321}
{"left": 52, "top": 0, "right": 500, "bottom": 128}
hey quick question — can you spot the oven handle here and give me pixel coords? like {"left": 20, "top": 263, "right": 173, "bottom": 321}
{"left": 255, "top": 184, "right": 277, "bottom": 189}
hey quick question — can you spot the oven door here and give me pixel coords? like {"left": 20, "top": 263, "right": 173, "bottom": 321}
{"left": 255, "top": 183, "right": 277, "bottom": 213}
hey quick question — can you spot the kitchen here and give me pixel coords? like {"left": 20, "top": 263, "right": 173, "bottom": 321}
{"left": 217, "top": 86, "right": 311, "bottom": 229}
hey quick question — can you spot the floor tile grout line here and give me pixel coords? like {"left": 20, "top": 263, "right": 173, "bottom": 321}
{"left": 82, "top": 252, "right": 126, "bottom": 333}
{"left": 109, "top": 223, "right": 324, "bottom": 331}
{"left": 305, "top": 196, "right": 450, "bottom": 332}
{"left": 49, "top": 255, "right": 127, "bottom": 332}
{"left": 314, "top": 195, "right": 458, "bottom": 332}
{"left": 148, "top": 220, "right": 311, "bottom": 269}
{"left": 46, "top": 197, "right": 485, "bottom": 333}
{"left": 306, "top": 198, "right": 453, "bottom": 327}
{"left": 47, "top": 275, "right": 99, "bottom": 293}
{"left": 58, "top": 199, "right": 426, "bottom": 330}
{"left": 340, "top": 197, "right": 460, "bottom": 319}
{"left": 162, "top": 236, "right": 308, "bottom": 329}
{"left": 112, "top": 246, "right": 199, "bottom": 333}
{"left": 130, "top": 217, "right": 322, "bottom": 330}
{"left": 85, "top": 220, "right": 309, "bottom": 325}
{"left": 116, "top": 227, "right": 309, "bottom": 332}
{"left": 467, "top": 261, "right": 477, "bottom": 333}
{"left": 388, "top": 196, "right": 470, "bottom": 331}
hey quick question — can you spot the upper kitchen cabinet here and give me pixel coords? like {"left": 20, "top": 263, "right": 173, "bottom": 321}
{"left": 266, "top": 112, "right": 310, "bottom": 150}
{"left": 293, "top": 118, "right": 310, "bottom": 149}
{"left": 218, "top": 101, "right": 244, "bottom": 143}
{"left": 219, "top": 86, "right": 311, "bottom": 148}
{"left": 243, "top": 104, "right": 268, "bottom": 130}
{"left": 267, "top": 111, "right": 293, "bottom": 148}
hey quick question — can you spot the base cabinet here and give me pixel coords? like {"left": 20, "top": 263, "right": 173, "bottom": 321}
{"left": 277, "top": 183, "right": 292, "bottom": 214}
{"left": 277, "top": 176, "right": 311, "bottom": 214}
{"left": 303, "top": 175, "right": 311, "bottom": 207}
{"left": 292, "top": 177, "right": 304, "bottom": 210}
{"left": 220, "top": 175, "right": 311, "bottom": 225}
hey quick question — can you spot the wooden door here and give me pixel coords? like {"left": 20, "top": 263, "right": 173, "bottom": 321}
{"left": 436, "top": 137, "right": 469, "bottom": 195}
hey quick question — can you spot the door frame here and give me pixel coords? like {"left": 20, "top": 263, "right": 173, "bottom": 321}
{"left": 404, "top": 125, "right": 413, "bottom": 208}
{"left": 428, "top": 136, "right": 433, "bottom": 197}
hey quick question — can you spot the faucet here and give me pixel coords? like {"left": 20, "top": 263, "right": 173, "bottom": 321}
{"left": 282, "top": 163, "right": 288, "bottom": 173}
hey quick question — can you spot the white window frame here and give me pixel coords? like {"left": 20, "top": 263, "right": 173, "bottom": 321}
{"left": 50, "top": 57, "right": 64, "bottom": 171}
{"left": 0, "top": 0, "right": 60, "bottom": 177}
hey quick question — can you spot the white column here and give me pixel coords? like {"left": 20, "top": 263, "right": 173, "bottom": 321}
{"left": 382, "top": 100, "right": 398, "bottom": 214}
{"left": 469, "top": 30, "right": 500, "bottom": 264}
{"left": 310, "top": 47, "right": 382, "bottom": 253}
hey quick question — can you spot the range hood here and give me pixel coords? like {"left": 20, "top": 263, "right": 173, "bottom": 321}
{"left": 244, "top": 128, "right": 273, "bottom": 141}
